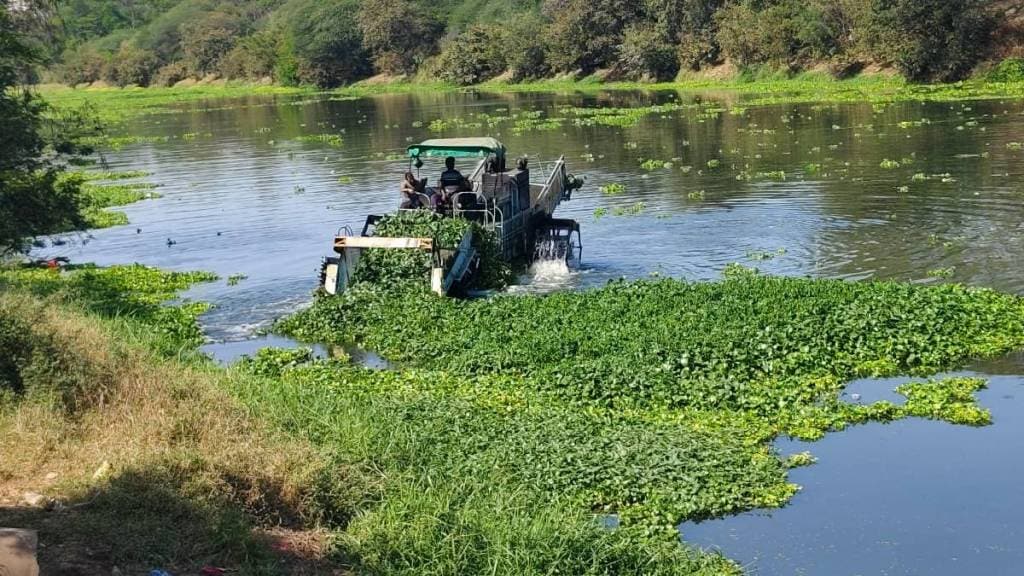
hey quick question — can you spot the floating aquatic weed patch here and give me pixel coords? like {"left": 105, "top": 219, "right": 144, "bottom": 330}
{"left": 563, "top": 103, "right": 687, "bottom": 128}
{"left": 273, "top": 274, "right": 1020, "bottom": 536}
{"left": 600, "top": 183, "right": 626, "bottom": 195}
{"left": 55, "top": 171, "right": 162, "bottom": 230}
{"left": 611, "top": 202, "right": 646, "bottom": 216}
{"left": 746, "top": 249, "right": 785, "bottom": 261}
{"left": 294, "top": 133, "right": 344, "bottom": 147}
{"left": 82, "top": 181, "right": 159, "bottom": 207}
{"left": 78, "top": 170, "right": 152, "bottom": 181}
{"left": 226, "top": 274, "right": 248, "bottom": 286}
{"left": 427, "top": 117, "right": 484, "bottom": 132}
{"left": 0, "top": 264, "right": 216, "bottom": 352}
{"left": 641, "top": 159, "right": 670, "bottom": 170}
{"left": 927, "top": 267, "right": 956, "bottom": 279}
{"left": 234, "top": 357, "right": 794, "bottom": 534}
{"left": 78, "top": 134, "right": 171, "bottom": 150}
{"left": 511, "top": 116, "right": 563, "bottom": 134}
{"left": 897, "top": 377, "right": 991, "bottom": 426}
{"left": 753, "top": 171, "right": 787, "bottom": 181}
{"left": 282, "top": 276, "right": 1024, "bottom": 426}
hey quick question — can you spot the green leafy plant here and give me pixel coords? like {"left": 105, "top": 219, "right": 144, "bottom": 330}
{"left": 600, "top": 183, "right": 626, "bottom": 195}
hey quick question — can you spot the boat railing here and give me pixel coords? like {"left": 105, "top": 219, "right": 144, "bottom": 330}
{"left": 530, "top": 160, "right": 561, "bottom": 183}
{"left": 531, "top": 156, "right": 566, "bottom": 213}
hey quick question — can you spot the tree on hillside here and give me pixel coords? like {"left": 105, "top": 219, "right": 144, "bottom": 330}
{"left": 180, "top": 10, "right": 245, "bottom": 76}
{"left": 503, "top": 12, "right": 551, "bottom": 81}
{"left": 618, "top": 23, "right": 678, "bottom": 80}
{"left": 357, "top": 0, "right": 442, "bottom": 75}
{"left": 276, "top": 0, "right": 370, "bottom": 87}
{"left": 108, "top": 43, "right": 159, "bottom": 85}
{"left": 434, "top": 24, "right": 506, "bottom": 85}
{"left": 543, "top": 0, "right": 643, "bottom": 74}
{"left": 218, "top": 29, "right": 279, "bottom": 80}
{"left": 1, "top": 1, "right": 98, "bottom": 255}
{"left": 643, "top": 0, "right": 723, "bottom": 70}
{"left": 870, "top": 0, "right": 995, "bottom": 82}
{"left": 715, "top": 0, "right": 848, "bottom": 71}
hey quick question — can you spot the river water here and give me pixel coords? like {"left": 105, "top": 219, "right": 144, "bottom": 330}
{"left": 48, "top": 89, "right": 1024, "bottom": 574}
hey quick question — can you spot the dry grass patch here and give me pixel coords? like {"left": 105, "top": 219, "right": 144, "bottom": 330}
{"left": 0, "top": 293, "right": 364, "bottom": 574}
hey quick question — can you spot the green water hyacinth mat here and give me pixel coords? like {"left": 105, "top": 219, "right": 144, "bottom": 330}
{"left": 270, "top": 274, "right": 1023, "bottom": 531}
{"left": 0, "top": 264, "right": 216, "bottom": 353}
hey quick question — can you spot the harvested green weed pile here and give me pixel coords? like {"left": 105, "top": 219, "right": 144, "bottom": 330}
{"left": 353, "top": 210, "right": 511, "bottom": 290}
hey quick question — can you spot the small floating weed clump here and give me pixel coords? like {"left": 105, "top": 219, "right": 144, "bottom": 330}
{"left": 880, "top": 158, "right": 901, "bottom": 169}
{"left": 78, "top": 134, "right": 171, "bottom": 150}
{"left": 897, "top": 378, "right": 992, "bottom": 426}
{"left": 746, "top": 248, "right": 786, "bottom": 261}
{"left": 227, "top": 273, "right": 248, "bottom": 286}
{"left": 78, "top": 170, "right": 151, "bottom": 181}
{"left": 754, "top": 171, "right": 786, "bottom": 181}
{"left": 600, "top": 183, "right": 626, "bottom": 195}
{"left": 612, "top": 202, "right": 646, "bottom": 216}
{"left": 294, "top": 133, "right": 344, "bottom": 147}
{"left": 640, "top": 158, "right": 669, "bottom": 170}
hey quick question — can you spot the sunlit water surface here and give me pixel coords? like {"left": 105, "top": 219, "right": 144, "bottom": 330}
{"left": 44, "top": 90, "right": 1024, "bottom": 574}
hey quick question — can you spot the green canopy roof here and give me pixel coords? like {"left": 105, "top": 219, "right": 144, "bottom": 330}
{"left": 407, "top": 137, "right": 506, "bottom": 160}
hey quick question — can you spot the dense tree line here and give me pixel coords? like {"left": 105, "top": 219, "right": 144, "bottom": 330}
{"left": 1, "top": 0, "right": 100, "bottom": 255}
{"left": 10, "top": 0, "right": 1017, "bottom": 88}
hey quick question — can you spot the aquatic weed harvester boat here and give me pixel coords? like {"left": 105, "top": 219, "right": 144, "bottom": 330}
{"left": 320, "top": 137, "right": 584, "bottom": 296}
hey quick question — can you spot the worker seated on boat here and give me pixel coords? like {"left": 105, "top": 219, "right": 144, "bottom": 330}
{"left": 400, "top": 171, "right": 428, "bottom": 209}
{"left": 439, "top": 156, "right": 471, "bottom": 204}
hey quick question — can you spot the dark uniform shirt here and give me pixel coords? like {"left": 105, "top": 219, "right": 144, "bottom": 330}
{"left": 440, "top": 168, "right": 464, "bottom": 189}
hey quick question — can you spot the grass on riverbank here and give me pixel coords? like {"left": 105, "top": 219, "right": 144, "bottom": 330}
{"left": 36, "top": 73, "right": 1024, "bottom": 124}
{"left": 0, "top": 266, "right": 357, "bottom": 574}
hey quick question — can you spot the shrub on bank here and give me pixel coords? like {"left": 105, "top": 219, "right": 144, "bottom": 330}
{"left": 435, "top": 25, "right": 507, "bottom": 85}
{"left": 869, "top": 0, "right": 996, "bottom": 82}
{"left": 276, "top": 0, "right": 371, "bottom": 87}
{"left": 180, "top": 10, "right": 246, "bottom": 77}
{"left": 108, "top": 44, "right": 159, "bottom": 87}
{"left": 357, "top": 0, "right": 443, "bottom": 75}
{"left": 218, "top": 30, "right": 280, "bottom": 81}
{"left": 987, "top": 57, "right": 1024, "bottom": 83}
{"left": 619, "top": 24, "right": 679, "bottom": 81}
